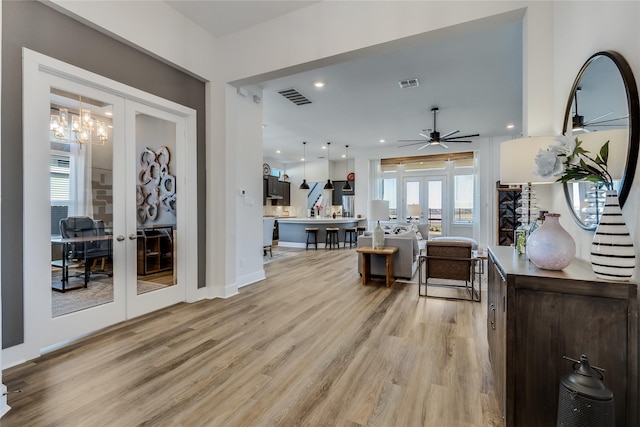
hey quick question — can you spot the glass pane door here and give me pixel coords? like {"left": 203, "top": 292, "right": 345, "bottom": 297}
{"left": 49, "top": 89, "right": 116, "bottom": 316}
{"left": 427, "top": 179, "right": 444, "bottom": 237}
{"left": 403, "top": 176, "right": 445, "bottom": 237}
{"left": 125, "top": 101, "right": 186, "bottom": 318}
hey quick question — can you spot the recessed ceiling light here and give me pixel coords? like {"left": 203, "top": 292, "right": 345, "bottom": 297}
{"left": 322, "top": 145, "right": 327, "bottom": 149}
{"left": 105, "top": 112, "right": 113, "bottom": 117}
{"left": 379, "top": 139, "right": 385, "bottom": 143}
{"left": 276, "top": 150, "right": 281, "bottom": 154}
{"left": 507, "top": 124, "right": 514, "bottom": 129}
{"left": 341, "top": 154, "right": 346, "bottom": 158}
{"left": 314, "top": 81, "right": 325, "bottom": 88}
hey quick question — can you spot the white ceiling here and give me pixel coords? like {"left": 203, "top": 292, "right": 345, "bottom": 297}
{"left": 166, "top": 1, "right": 524, "bottom": 164}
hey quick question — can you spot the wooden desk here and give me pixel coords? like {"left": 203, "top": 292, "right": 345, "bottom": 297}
{"left": 356, "top": 246, "right": 398, "bottom": 287}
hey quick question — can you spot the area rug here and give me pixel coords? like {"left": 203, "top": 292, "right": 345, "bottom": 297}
{"left": 263, "top": 250, "right": 300, "bottom": 265}
{"left": 52, "top": 276, "right": 168, "bottom": 317}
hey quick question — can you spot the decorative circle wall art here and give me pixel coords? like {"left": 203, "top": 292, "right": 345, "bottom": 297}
{"left": 137, "top": 145, "right": 176, "bottom": 224}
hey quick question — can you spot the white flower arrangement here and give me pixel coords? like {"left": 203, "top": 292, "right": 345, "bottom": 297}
{"left": 533, "top": 135, "right": 614, "bottom": 190}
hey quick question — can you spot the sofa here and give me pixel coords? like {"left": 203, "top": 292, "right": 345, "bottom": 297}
{"left": 357, "top": 230, "right": 426, "bottom": 279}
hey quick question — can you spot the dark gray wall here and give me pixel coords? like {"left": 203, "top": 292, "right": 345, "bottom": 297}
{"left": 1, "top": 1, "right": 207, "bottom": 348}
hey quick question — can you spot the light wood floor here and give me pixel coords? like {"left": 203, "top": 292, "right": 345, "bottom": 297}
{"left": 3, "top": 247, "right": 502, "bottom": 426}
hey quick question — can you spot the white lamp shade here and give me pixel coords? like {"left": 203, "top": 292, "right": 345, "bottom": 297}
{"left": 575, "top": 129, "right": 627, "bottom": 180}
{"left": 369, "top": 200, "right": 389, "bottom": 222}
{"left": 407, "top": 204, "right": 421, "bottom": 217}
{"left": 500, "top": 136, "right": 559, "bottom": 185}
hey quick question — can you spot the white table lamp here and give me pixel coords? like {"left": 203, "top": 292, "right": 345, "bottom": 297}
{"left": 500, "top": 136, "right": 557, "bottom": 253}
{"left": 369, "top": 200, "right": 389, "bottom": 249}
{"left": 407, "top": 204, "right": 421, "bottom": 223}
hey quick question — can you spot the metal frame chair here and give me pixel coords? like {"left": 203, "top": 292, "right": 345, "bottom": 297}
{"left": 418, "top": 240, "right": 480, "bottom": 302}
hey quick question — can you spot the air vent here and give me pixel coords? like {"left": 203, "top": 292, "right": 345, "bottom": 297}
{"left": 398, "top": 78, "right": 420, "bottom": 89}
{"left": 278, "top": 88, "right": 312, "bottom": 105}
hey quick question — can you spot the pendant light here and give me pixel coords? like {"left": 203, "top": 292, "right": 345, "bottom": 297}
{"left": 343, "top": 145, "right": 352, "bottom": 191}
{"left": 324, "top": 142, "right": 334, "bottom": 190}
{"left": 299, "top": 141, "right": 310, "bottom": 190}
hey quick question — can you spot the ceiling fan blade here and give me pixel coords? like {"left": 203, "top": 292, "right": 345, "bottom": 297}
{"left": 583, "top": 112, "right": 612, "bottom": 125}
{"left": 398, "top": 140, "right": 429, "bottom": 147}
{"left": 585, "top": 115, "right": 629, "bottom": 126}
{"left": 444, "top": 133, "right": 480, "bottom": 140}
{"left": 439, "top": 142, "right": 449, "bottom": 149}
{"left": 418, "top": 132, "right": 431, "bottom": 139}
{"left": 450, "top": 140, "right": 473, "bottom": 143}
{"left": 417, "top": 143, "right": 431, "bottom": 151}
{"left": 440, "top": 129, "right": 459, "bottom": 139}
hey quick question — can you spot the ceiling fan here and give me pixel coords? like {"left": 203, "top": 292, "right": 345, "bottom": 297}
{"left": 398, "top": 107, "right": 479, "bottom": 149}
{"left": 572, "top": 87, "right": 628, "bottom": 132}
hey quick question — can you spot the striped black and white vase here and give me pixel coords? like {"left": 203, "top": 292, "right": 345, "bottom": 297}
{"left": 591, "top": 190, "right": 635, "bottom": 281}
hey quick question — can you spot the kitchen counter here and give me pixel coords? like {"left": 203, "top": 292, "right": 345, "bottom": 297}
{"left": 277, "top": 217, "right": 365, "bottom": 224}
{"left": 278, "top": 217, "right": 367, "bottom": 248}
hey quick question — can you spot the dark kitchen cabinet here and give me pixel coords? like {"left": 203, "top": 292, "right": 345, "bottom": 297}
{"left": 263, "top": 177, "right": 291, "bottom": 206}
{"left": 331, "top": 180, "right": 355, "bottom": 206}
{"left": 276, "top": 181, "right": 290, "bottom": 206}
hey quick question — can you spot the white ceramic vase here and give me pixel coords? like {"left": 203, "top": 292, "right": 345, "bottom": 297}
{"left": 527, "top": 213, "right": 575, "bottom": 270}
{"left": 591, "top": 190, "right": 635, "bottom": 281}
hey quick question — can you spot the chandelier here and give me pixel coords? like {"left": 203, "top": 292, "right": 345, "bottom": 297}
{"left": 50, "top": 96, "right": 109, "bottom": 144}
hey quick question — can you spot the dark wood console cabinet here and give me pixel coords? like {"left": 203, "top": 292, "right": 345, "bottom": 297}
{"left": 487, "top": 246, "right": 638, "bottom": 427}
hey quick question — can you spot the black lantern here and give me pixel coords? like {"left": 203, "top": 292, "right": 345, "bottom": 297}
{"left": 557, "top": 354, "right": 614, "bottom": 427}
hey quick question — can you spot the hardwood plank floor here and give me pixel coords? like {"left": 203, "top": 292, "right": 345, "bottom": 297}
{"left": 3, "top": 247, "right": 502, "bottom": 426}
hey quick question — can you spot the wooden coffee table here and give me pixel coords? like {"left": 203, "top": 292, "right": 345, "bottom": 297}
{"left": 356, "top": 246, "right": 399, "bottom": 287}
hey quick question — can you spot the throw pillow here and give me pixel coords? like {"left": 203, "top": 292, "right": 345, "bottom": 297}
{"left": 392, "top": 225, "right": 409, "bottom": 234}
{"left": 408, "top": 223, "right": 423, "bottom": 240}
{"left": 416, "top": 223, "right": 429, "bottom": 240}
{"left": 396, "top": 230, "right": 419, "bottom": 255}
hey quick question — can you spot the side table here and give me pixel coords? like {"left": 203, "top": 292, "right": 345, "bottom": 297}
{"left": 356, "top": 246, "right": 399, "bottom": 287}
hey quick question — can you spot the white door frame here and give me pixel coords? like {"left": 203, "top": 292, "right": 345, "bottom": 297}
{"left": 17, "top": 48, "right": 198, "bottom": 364}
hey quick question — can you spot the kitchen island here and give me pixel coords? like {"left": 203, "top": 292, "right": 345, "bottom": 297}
{"left": 277, "top": 217, "right": 367, "bottom": 248}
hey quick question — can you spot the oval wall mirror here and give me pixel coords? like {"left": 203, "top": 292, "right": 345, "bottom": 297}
{"left": 562, "top": 51, "right": 640, "bottom": 230}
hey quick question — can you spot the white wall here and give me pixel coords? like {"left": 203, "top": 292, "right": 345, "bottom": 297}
{"left": 35, "top": 1, "right": 640, "bottom": 298}
{"left": 550, "top": 1, "right": 640, "bottom": 266}
{"left": 0, "top": 0, "right": 7, "bottom": 417}
{"left": 230, "top": 86, "right": 264, "bottom": 288}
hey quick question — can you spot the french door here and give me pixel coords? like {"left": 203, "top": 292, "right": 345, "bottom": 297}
{"left": 403, "top": 176, "right": 446, "bottom": 237}
{"left": 22, "top": 49, "right": 196, "bottom": 359}
{"left": 124, "top": 101, "right": 188, "bottom": 318}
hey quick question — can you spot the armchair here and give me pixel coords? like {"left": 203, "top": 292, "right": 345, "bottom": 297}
{"left": 418, "top": 240, "right": 479, "bottom": 301}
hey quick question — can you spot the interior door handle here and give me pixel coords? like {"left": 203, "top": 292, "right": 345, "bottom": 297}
{"left": 129, "top": 234, "right": 137, "bottom": 240}
{"left": 116, "top": 235, "right": 125, "bottom": 241}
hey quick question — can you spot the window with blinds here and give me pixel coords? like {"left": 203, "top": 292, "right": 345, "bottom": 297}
{"left": 50, "top": 151, "right": 70, "bottom": 235}
{"left": 50, "top": 152, "right": 70, "bottom": 204}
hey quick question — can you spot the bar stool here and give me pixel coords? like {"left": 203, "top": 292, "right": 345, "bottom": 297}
{"left": 325, "top": 227, "right": 340, "bottom": 249}
{"left": 305, "top": 227, "right": 318, "bottom": 250}
{"left": 344, "top": 227, "right": 357, "bottom": 248}
{"left": 356, "top": 226, "right": 367, "bottom": 242}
